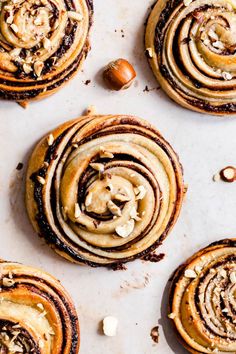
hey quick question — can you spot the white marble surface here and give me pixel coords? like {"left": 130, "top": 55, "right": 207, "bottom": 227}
{"left": 1, "top": 0, "right": 236, "bottom": 353}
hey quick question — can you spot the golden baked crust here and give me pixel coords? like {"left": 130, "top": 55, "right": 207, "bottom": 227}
{"left": 0, "top": 260, "right": 80, "bottom": 353}
{"left": 0, "top": 0, "right": 93, "bottom": 102}
{"left": 169, "top": 239, "right": 236, "bottom": 353}
{"left": 145, "top": 0, "right": 236, "bottom": 115}
{"left": 26, "top": 114, "right": 185, "bottom": 267}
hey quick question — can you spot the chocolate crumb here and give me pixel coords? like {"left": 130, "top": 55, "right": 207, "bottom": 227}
{"left": 17, "top": 101, "right": 29, "bottom": 109}
{"left": 16, "top": 162, "right": 24, "bottom": 171}
{"left": 143, "top": 85, "right": 160, "bottom": 92}
{"left": 181, "top": 37, "right": 191, "bottom": 44}
{"left": 84, "top": 80, "right": 91, "bottom": 85}
{"left": 142, "top": 253, "right": 165, "bottom": 263}
{"left": 110, "top": 263, "right": 127, "bottom": 271}
{"left": 150, "top": 326, "right": 159, "bottom": 343}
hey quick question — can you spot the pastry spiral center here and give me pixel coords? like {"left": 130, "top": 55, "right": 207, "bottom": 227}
{"left": 85, "top": 176, "right": 133, "bottom": 216}
{"left": 0, "top": 0, "right": 60, "bottom": 49}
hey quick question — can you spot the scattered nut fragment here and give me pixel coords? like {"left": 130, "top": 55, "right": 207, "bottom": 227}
{"left": 115, "top": 219, "right": 135, "bottom": 238}
{"left": 184, "top": 269, "right": 197, "bottom": 278}
{"left": 213, "top": 173, "right": 221, "bottom": 182}
{"left": 86, "top": 105, "right": 96, "bottom": 115}
{"left": 150, "top": 326, "right": 159, "bottom": 343}
{"left": 103, "top": 316, "right": 118, "bottom": 337}
{"left": 103, "top": 58, "right": 136, "bottom": 91}
{"left": 220, "top": 166, "right": 236, "bottom": 182}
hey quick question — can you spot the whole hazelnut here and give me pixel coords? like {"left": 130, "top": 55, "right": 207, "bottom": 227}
{"left": 103, "top": 58, "right": 136, "bottom": 91}
{"left": 220, "top": 166, "right": 236, "bottom": 183}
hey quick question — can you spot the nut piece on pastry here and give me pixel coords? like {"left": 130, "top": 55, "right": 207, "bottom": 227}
{"left": 26, "top": 114, "right": 184, "bottom": 268}
{"left": 145, "top": 0, "right": 236, "bottom": 115}
{"left": 0, "top": 0, "right": 93, "bottom": 103}
{"left": 0, "top": 260, "right": 80, "bottom": 353}
{"left": 103, "top": 59, "right": 136, "bottom": 90}
{"left": 169, "top": 239, "right": 236, "bottom": 353}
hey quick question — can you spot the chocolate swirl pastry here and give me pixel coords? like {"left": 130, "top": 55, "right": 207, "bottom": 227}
{"left": 145, "top": 0, "right": 236, "bottom": 115}
{"left": 0, "top": 0, "right": 93, "bottom": 102}
{"left": 26, "top": 114, "right": 184, "bottom": 267}
{"left": 0, "top": 260, "right": 79, "bottom": 353}
{"left": 169, "top": 239, "right": 236, "bottom": 353}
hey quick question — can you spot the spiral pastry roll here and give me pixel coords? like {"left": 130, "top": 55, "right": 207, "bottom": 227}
{"left": 169, "top": 239, "right": 236, "bottom": 353}
{"left": 26, "top": 114, "right": 184, "bottom": 267}
{"left": 0, "top": 260, "right": 79, "bottom": 353}
{"left": 145, "top": 0, "right": 236, "bottom": 115}
{"left": 0, "top": 0, "right": 93, "bottom": 102}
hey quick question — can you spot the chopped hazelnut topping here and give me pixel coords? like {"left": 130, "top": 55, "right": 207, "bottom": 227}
{"left": 184, "top": 269, "right": 197, "bottom": 278}
{"left": 34, "top": 60, "right": 44, "bottom": 77}
{"left": 130, "top": 207, "right": 141, "bottom": 221}
{"left": 113, "top": 193, "right": 130, "bottom": 202}
{"left": 99, "top": 148, "right": 114, "bottom": 159}
{"left": 230, "top": 272, "right": 236, "bottom": 283}
{"left": 68, "top": 11, "right": 83, "bottom": 21}
{"left": 85, "top": 193, "right": 93, "bottom": 207}
{"left": 43, "top": 37, "right": 51, "bottom": 50}
{"left": 23, "top": 63, "right": 32, "bottom": 74}
{"left": 168, "top": 313, "right": 176, "bottom": 319}
{"left": 37, "top": 303, "right": 44, "bottom": 310}
{"left": 10, "top": 23, "right": 18, "bottom": 33}
{"left": 183, "top": 0, "right": 192, "bottom": 6}
{"left": 90, "top": 163, "right": 104, "bottom": 173}
{"left": 107, "top": 200, "right": 121, "bottom": 217}
{"left": 145, "top": 47, "right": 153, "bottom": 58}
{"left": 37, "top": 176, "right": 46, "bottom": 185}
{"left": 115, "top": 219, "right": 135, "bottom": 238}
{"left": 47, "top": 133, "right": 54, "bottom": 146}
{"left": 222, "top": 72, "right": 233, "bottom": 81}
{"left": 134, "top": 185, "right": 146, "bottom": 200}
{"left": 2, "top": 277, "right": 15, "bottom": 287}
{"left": 74, "top": 203, "right": 81, "bottom": 219}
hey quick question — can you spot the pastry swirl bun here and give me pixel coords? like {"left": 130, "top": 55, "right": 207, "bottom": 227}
{"left": 26, "top": 114, "right": 184, "bottom": 267}
{"left": 145, "top": 0, "right": 236, "bottom": 115}
{"left": 169, "top": 239, "right": 236, "bottom": 353}
{"left": 0, "top": 260, "right": 79, "bottom": 353}
{"left": 0, "top": 0, "right": 93, "bottom": 102}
